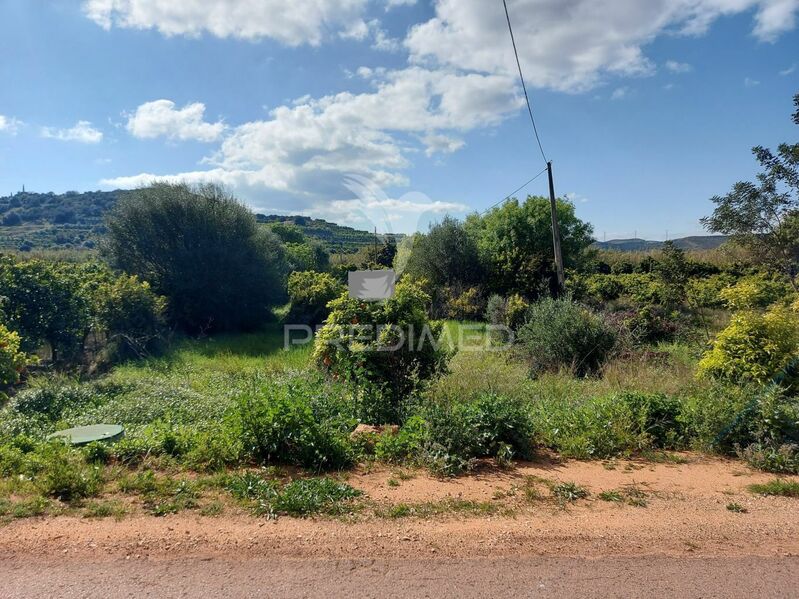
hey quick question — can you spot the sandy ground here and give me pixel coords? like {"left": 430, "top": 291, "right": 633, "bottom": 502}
{"left": 2, "top": 454, "right": 798, "bottom": 597}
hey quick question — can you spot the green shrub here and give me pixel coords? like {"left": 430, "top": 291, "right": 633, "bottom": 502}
{"left": 740, "top": 443, "right": 799, "bottom": 474}
{"left": 720, "top": 274, "right": 793, "bottom": 310}
{"left": 445, "top": 287, "right": 485, "bottom": 320}
{"left": 0, "top": 323, "right": 30, "bottom": 389}
{"left": 314, "top": 279, "right": 450, "bottom": 423}
{"left": 269, "top": 477, "right": 361, "bottom": 517}
{"left": 622, "top": 392, "right": 684, "bottom": 448}
{"left": 531, "top": 394, "right": 640, "bottom": 459}
{"left": 91, "top": 274, "right": 167, "bottom": 358}
{"left": 686, "top": 274, "right": 735, "bottom": 309}
{"left": 103, "top": 183, "right": 287, "bottom": 333}
{"left": 517, "top": 297, "right": 617, "bottom": 377}
{"left": 419, "top": 393, "right": 535, "bottom": 474}
{"left": 698, "top": 304, "right": 799, "bottom": 387}
{"left": 286, "top": 271, "right": 344, "bottom": 325}
{"left": 235, "top": 383, "right": 352, "bottom": 471}
{"left": 624, "top": 305, "right": 680, "bottom": 343}
{"left": 33, "top": 442, "right": 102, "bottom": 502}
{"left": 374, "top": 416, "right": 428, "bottom": 463}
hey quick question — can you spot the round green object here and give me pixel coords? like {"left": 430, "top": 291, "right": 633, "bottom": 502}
{"left": 48, "top": 424, "right": 124, "bottom": 446}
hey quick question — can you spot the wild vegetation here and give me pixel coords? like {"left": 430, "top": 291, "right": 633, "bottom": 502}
{"left": 0, "top": 93, "right": 796, "bottom": 521}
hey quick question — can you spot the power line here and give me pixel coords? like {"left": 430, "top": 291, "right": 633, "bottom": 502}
{"left": 480, "top": 166, "right": 548, "bottom": 215}
{"left": 502, "top": 0, "right": 548, "bottom": 166}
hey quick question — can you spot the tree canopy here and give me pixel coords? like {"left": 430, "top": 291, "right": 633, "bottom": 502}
{"left": 465, "top": 196, "right": 594, "bottom": 296}
{"left": 103, "top": 183, "right": 287, "bottom": 333}
{"left": 702, "top": 93, "right": 799, "bottom": 290}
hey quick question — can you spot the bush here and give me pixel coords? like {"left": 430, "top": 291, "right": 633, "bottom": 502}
{"left": 103, "top": 183, "right": 287, "bottom": 333}
{"left": 0, "top": 256, "right": 90, "bottom": 362}
{"left": 720, "top": 274, "right": 793, "bottom": 310}
{"left": 91, "top": 275, "right": 167, "bottom": 358}
{"left": 314, "top": 279, "right": 451, "bottom": 423}
{"left": 531, "top": 394, "right": 640, "bottom": 459}
{"left": 624, "top": 304, "right": 680, "bottom": 343}
{"left": 286, "top": 271, "right": 344, "bottom": 326}
{"left": 0, "top": 324, "right": 30, "bottom": 389}
{"left": 33, "top": 442, "right": 102, "bottom": 502}
{"left": 517, "top": 297, "right": 617, "bottom": 377}
{"left": 418, "top": 393, "right": 536, "bottom": 474}
{"left": 235, "top": 382, "right": 352, "bottom": 471}
{"left": 698, "top": 304, "right": 799, "bottom": 387}
{"left": 740, "top": 443, "right": 799, "bottom": 474}
{"left": 686, "top": 274, "right": 735, "bottom": 309}
{"left": 622, "top": 392, "right": 684, "bottom": 448}
{"left": 445, "top": 286, "right": 484, "bottom": 320}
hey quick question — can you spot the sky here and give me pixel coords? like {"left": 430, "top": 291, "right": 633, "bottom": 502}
{"left": 0, "top": 0, "right": 797, "bottom": 239}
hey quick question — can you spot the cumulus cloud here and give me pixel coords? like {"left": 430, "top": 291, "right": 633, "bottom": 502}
{"left": 126, "top": 99, "right": 225, "bottom": 142}
{"left": 665, "top": 60, "right": 693, "bottom": 73}
{"left": 41, "top": 120, "right": 103, "bottom": 143}
{"left": 0, "top": 115, "right": 21, "bottom": 135}
{"left": 405, "top": 0, "right": 799, "bottom": 92}
{"left": 82, "top": 0, "right": 369, "bottom": 45}
{"left": 101, "top": 67, "right": 518, "bottom": 227}
{"left": 422, "top": 133, "right": 465, "bottom": 156}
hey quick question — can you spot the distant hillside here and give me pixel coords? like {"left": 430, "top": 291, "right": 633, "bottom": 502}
{"left": 593, "top": 235, "right": 729, "bottom": 252}
{"left": 257, "top": 214, "right": 405, "bottom": 254}
{"left": 0, "top": 190, "right": 404, "bottom": 253}
{"left": 0, "top": 190, "right": 127, "bottom": 251}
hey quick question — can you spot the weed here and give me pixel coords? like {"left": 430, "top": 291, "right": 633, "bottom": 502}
{"left": 377, "top": 498, "right": 498, "bottom": 519}
{"left": 598, "top": 490, "right": 623, "bottom": 502}
{"left": 551, "top": 481, "right": 590, "bottom": 503}
{"left": 269, "top": 478, "right": 362, "bottom": 517}
{"left": 83, "top": 500, "right": 127, "bottom": 519}
{"left": 387, "top": 478, "right": 400, "bottom": 487}
{"left": 726, "top": 502, "right": 748, "bottom": 513}
{"left": 748, "top": 479, "right": 799, "bottom": 498}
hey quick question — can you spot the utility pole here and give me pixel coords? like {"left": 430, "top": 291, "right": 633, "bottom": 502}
{"left": 546, "top": 161, "right": 565, "bottom": 291}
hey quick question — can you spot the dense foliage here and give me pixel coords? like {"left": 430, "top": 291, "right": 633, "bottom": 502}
{"left": 465, "top": 196, "right": 594, "bottom": 296}
{"left": 517, "top": 297, "right": 617, "bottom": 377}
{"left": 286, "top": 271, "right": 344, "bottom": 326}
{"left": 314, "top": 279, "right": 450, "bottom": 423}
{"left": 104, "top": 183, "right": 287, "bottom": 333}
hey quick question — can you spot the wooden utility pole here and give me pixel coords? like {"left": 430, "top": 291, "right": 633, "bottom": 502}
{"left": 547, "top": 161, "right": 565, "bottom": 291}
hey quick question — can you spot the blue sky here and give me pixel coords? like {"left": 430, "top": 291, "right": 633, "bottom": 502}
{"left": 0, "top": 0, "right": 797, "bottom": 238}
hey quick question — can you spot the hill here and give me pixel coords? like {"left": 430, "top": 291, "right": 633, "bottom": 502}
{"left": 0, "top": 190, "right": 126, "bottom": 251}
{"left": 256, "top": 214, "right": 404, "bottom": 253}
{"left": 592, "top": 235, "right": 729, "bottom": 252}
{"left": 0, "top": 190, "right": 404, "bottom": 253}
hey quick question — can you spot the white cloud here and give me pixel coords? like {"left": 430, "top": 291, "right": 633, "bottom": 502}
{"left": 340, "top": 18, "right": 401, "bottom": 51}
{"left": 665, "top": 60, "right": 693, "bottom": 73}
{"left": 422, "top": 133, "right": 465, "bottom": 156}
{"left": 780, "top": 63, "right": 797, "bottom": 75}
{"left": 101, "top": 67, "right": 520, "bottom": 228}
{"left": 126, "top": 99, "right": 225, "bottom": 142}
{"left": 611, "top": 87, "right": 630, "bottom": 100}
{"left": 405, "top": 0, "right": 799, "bottom": 92}
{"left": 82, "top": 0, "right": 369, "bottom": 46}
{"left": 0, "top": 115, "right": 21, "bottom": 135}
{"left": 744, "top": 77, "right": 761, "bottom": 86}
{"left": 41, "top": 120, "right": 103, "bottom": 143}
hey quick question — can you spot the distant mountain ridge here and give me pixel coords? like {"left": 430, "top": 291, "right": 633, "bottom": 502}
{"left": 592, "top": 235, "right": 729, "bottom": 252}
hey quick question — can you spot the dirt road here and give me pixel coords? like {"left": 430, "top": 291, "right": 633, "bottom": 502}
{"left": 2, "top": 555, "right": 798, "bottom": 598}
{"left": 2, "top": 455, "right": 798, "bottom": 597}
